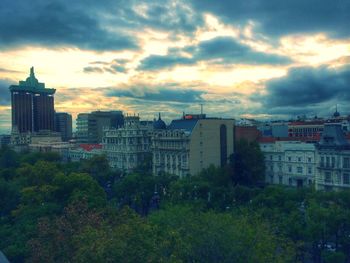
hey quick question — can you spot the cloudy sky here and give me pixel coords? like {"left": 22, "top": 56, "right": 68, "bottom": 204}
{"left": 1, "top": 0, "right": 350, "bottom": 133}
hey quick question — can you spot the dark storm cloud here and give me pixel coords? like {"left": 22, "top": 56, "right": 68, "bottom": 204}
{"left": 195, "top": 37, "right": 291, "bottom": 64}
{"left": 106, "top": 87, "right": 205, "bottom": 103}
{"left": 139, "top": 37, "right": 291, "bottom": 70}
{"left": 0, "top": 0, "right": 138, "bottom": 51}
{"left": 258, "top": 66, "right": 350, "bottom": 107}
{"left": 250, "top": 65, "right": 350, "bottom": 117}
{"left": 0, "top": 0, "right": 203, "bottom": 51}
{"left": 0, "top": 79, "right": 12, "bottom": 105}
{"left": 190, "top": 0, "right": 350, "bottom": 38}
{"left": 128, "top": 1, "right": 204, "bottom": 34}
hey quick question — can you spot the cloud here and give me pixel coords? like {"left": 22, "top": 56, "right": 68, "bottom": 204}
{"left": 0, "top": 0, "right": 204, "bottom": 51}
{"left": 138, "top": 55, "right": 194, "bottom": 71}
{"left": 195, "top": 37, "right": 291, "bottom": 64}
{"left": 83, "top": 59, "right": 129, "bottom": 74}
{"left": 250, "top": 64, "right": 350, "bottom": 117}
{"left": 262, "top": 65, "right": 350, "bottom": 106}
{"left": 0, "top": 0, "right": 138, "bottom": 51}
{"left": 106, "top": 85, "right": 206, "bottom": 103}
{"left": 0, "top": 68, "right": 21, "bottom": 73}
{"left": 121, "top": 0, "right": 204, "bottom": 34}
{"left": 83, "top": 67, "right": 104, "bottom": 74}
{"left": 190, "top": 0, "right": 350, "bottom": 38}
{"left": 0, "top": 79, "right": 12, "bottom": 106}
{"left": 139, "top": 36, "right": 291, "bottom": 70}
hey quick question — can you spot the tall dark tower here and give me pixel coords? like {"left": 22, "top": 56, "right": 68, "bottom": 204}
{"left": 9, "top": 67, "right": 56, "bottom": 133}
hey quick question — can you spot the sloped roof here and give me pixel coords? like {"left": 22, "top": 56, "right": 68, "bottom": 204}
{"left": 319, "top": 124, "right": 350, "bottom": 148}
{"left": 79, "top": 144, "right": 103, "bottom": 152}
{"left": 168, "top": 119, "right": 198, "bottom": 133}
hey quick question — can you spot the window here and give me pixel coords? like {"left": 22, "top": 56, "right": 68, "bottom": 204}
{"left": 288, "top": 156, "right": 292, "bottom": 162}
{"left": 279, "top": 176, "right": 282, "bottom": 184}
{"left": 325, "top": 172, "right": 332, "bottom": 183}
{"left": 344, "top": 174, "right": 350, "bottom": 185}
{"left": 321, "top": 156, "right": 324, "bottom": 167}
{"left": 278, "top": 155, "right": 282, "bottom": 161}
{"left": 308, "top": 157, "right": 312, "bottom": 163}
{"left": 270, "top": 155, "right": 273, "bottom": 160}
{"left": 298, "top": 157, "right": 302, "bottom": 162}
{"left": 308, "top": 167, "right": 312, "bottom": 174}
{"left": 326, "top": 157, "right": 330, "bottom": 167}
{"left": 297, "top": 167, "right": 303, "bottom": 174}
{"left": 331, "top": 157, "right": 335, "bottom": 168}
{"left": 288, "top": 166, "right": 292, "bottom": 173}
{"left": 220, "top": 124, "right": 227, "bottom": 167}
{"left": 343, "top": 157, "right": 350, "bottom": 169}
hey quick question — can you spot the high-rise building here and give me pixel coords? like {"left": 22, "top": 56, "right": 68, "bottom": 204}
{"left": 76, "top": 111, "right": 124, "bottom": 143}
{"left": 9, "top": 67, "right": 56, "bottom": 133}
{"left": 54, "top": 112, "right": 72, "bottom": 141}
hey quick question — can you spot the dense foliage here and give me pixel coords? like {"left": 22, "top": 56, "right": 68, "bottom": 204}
{"left": 1, "top": 146, "right": 350, "bottom": 262}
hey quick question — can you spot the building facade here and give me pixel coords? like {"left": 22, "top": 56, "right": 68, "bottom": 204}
{"left": 152, "top": 115, "right": 235, "bottom": 177}
{"left": 316, "top": 124, "right": 350, "bottom": 191}
{"left": 76, "top": 111, "right": 124, "bottom": 143}
{"left": 9, "top": 67, "right": 55, "bottom": 133}
{"left": 55, "top": 112, "right": 72, "bottom": 141}
{"left": 288, "top": 121, "right": 324, "bottom": 139}
{"left": 0, "top": 135, "right": 11, "bottom": 149}
{"left": 235, "top": 126, "right": 261, "bottom": 143}
{"left": 261, "top": 140, "right": 316, "bottom": 187}
{"left": 102, "top": 116, "right": 152, "bottom": 172}
{"left": 68, "top": 144, "right": 104, "bottom": 162}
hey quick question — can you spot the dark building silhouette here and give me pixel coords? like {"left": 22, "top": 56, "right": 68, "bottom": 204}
{"left": 55, "top": 112, "right": 72, "bottom": 141}
{"left": 9, "top": 67, "right": 55, "bottom": 133}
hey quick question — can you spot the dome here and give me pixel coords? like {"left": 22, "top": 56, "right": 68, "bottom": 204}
{"left": 333, "top": 105, "right": 340, "bottom": 118}
{"left": 153, "top": 113, "right": 166, "bottom": 130}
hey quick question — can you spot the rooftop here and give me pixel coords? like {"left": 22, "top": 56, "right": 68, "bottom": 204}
{"left": 9, "top": 67, "right": 56, "bottom": 94}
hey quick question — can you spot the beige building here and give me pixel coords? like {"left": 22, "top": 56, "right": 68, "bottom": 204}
{"left": 152, "top": 115, "right": 235, "bottom": 177}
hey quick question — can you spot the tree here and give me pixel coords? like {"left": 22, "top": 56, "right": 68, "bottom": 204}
{"left": 229, "top": 139, "right": 265, "bottom": 186}
{"left": 149, "top": 205, "right": 296, "bottom": 263}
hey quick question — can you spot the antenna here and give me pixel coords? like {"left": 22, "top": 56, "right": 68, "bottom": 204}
{"left": 200, "top": 103, "right": 203, "bottom": 115}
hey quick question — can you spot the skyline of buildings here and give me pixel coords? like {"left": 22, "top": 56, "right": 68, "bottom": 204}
{"left": 3, "top": 66, "right": 350, "bottom": 191}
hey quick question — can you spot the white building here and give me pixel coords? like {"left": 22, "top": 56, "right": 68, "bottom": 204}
{"left": 260, "top": 140, "right": 316, "bottom": 187}
{"left": 316, "top": 124, "right": 350, "bottom": 191}
{"left": 102, "top": 115, "right": 153, "bottom": 172}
